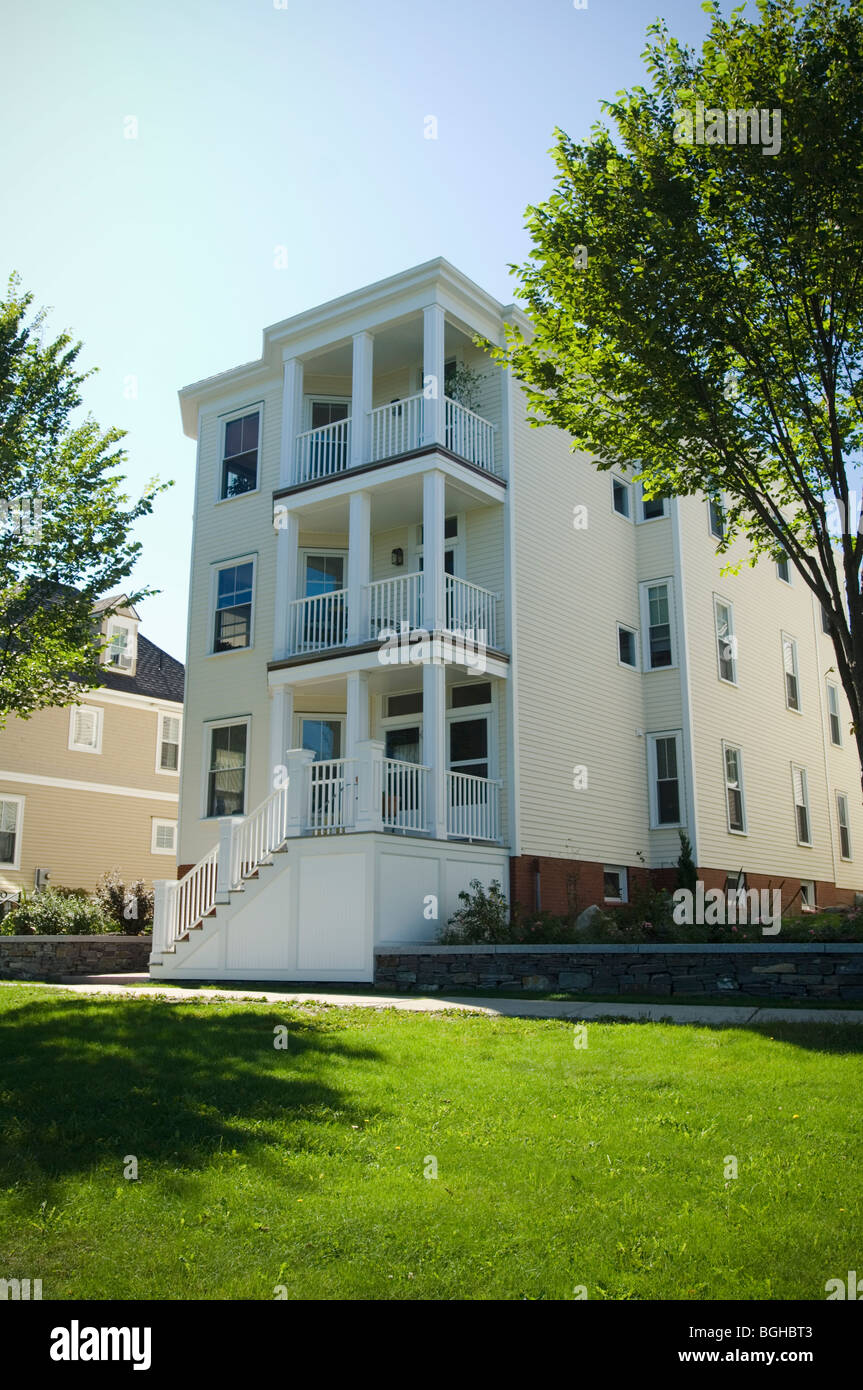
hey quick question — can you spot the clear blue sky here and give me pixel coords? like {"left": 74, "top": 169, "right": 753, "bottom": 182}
{"left": 0, "top": 0, "right": 711, "bottom": 661}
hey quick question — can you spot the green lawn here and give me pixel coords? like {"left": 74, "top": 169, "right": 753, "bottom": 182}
{"left": 1, "top": 983, "right": 861, "bottom": 1300}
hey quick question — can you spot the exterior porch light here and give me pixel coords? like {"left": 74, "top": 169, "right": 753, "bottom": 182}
{"left": 391, "top": 547, "right": 404, "bottom": 567}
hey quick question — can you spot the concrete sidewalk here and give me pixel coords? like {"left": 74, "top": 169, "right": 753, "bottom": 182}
{"left": 2, "top": 975, "right": 862, "bottom": 1026}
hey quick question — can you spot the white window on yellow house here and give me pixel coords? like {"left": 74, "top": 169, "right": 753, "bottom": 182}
{"left": 158, "top": 713, "right": 181, "bottom": 772}
{"left": 69, "top": 705, "right": 103, "bottom": 754}
{"left": 0, "top": 796, "right": 23, "bottom": 868}
{"left": 151, "top": 819, "right": 177, "bottom": 855}
{"left": 105, "top": 617, "right": 137, "bottom": 672}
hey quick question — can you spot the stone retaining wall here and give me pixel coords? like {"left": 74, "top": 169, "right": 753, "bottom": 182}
{"left": 0, "top": 935, "right": 152, "bottom": 980}
{"left": 374, "top": 943, "right": 863, "bottom": 1000}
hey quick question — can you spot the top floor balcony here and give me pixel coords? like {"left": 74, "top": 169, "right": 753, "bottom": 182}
{"left": 278, "top": 301, "right": 504, "bottom": 493}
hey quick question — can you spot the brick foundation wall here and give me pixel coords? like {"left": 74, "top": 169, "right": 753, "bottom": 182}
{"left": 0, "top": 936, "right": 152, "bottom": 980}
{"left": 374, "top": 943, "right": 863, "bottom": 1000}
{"left": 508, "top": 854, "right": 861, "bottom": 916}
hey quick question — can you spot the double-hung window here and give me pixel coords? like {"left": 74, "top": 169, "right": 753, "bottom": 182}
{"left": 792, "top": 764, "right": 811, "bottom": 845}
{"left": 782, "top": 633, "right": 800, "bottom": 711}
{"left": 158, "top": 713, "right": 181, "bottom": 772}
{"left": 827, "top": 682, "right": 842, "bottom": 746}
{"left": 69, "top": 705, "right": 103, "bottom": 754}
{"left": 714, "top": 597, "right": 737, "bottom": 684}
{"left": 837, "top": 792, "right": 852, "bottom": 860}
{"left": 221, "top": 410, "right": 260, "bottom": 499}
{"left": 648, "top": 732, "right": 683, "bottom": 827}
{"left": 206, "top": 721, "right": 249, "bottom": 818}
{"left": 708, "top": 496, "right": 725, "bottom": 540}
{"left": 641, "top": 581, "right": 674, "bottom": 669}
{"left": 0, "top": 796, "right": 23, "bottom": 868}
{"left": 722, "top": 742, "right": 746, "bottom": 833}
{"left": 213, "top": 559, "right": 255, "bottom": 652}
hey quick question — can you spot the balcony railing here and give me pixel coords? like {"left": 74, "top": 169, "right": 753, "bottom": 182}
{"left": 446, "top": 771, "right": 500, "bottom": 842}
{"left": 291, "top": 395, "right": 497, "bottom": 484}
{"left": 367, "top": 571, "right": 423, "bottom": 639}
{"left": 380, "top": 757, "right": 429, "bottom": 833}
{"left": 368, "top": 392, "right": 424, "bottom": 462}
{"left": 295, "top": 416, "right": 352, "bottom": 484}
{"left": 288, "top": 589, "right": 347, "bottom": 654}
{"left": 446, "top": 575, "right": 497, "bottom": 647}
{"left": 306, "top": 758, "right": 356, "bottom": 834}
{"left": 445, "top": 398, "right": 496, "bottom": 474}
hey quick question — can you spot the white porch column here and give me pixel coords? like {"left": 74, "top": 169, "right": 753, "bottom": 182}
{"left": 355, "top": 738, "right": 384, "bottom": 833}
{"left": 347, "top": 489, "right": 371, "bottom": 645}
{"left": 422, "top": 469, "right": 446, "bottom": 634}
{"left": 345, "top": 670, "right": 370, "bottom": 759}
{"left": 283, "top": 747, "right": 315, "bottom": 837}
{"left": 268, "top": 684, "right": 295, "bottom": 787}
{"left": 350, "top": 331, "right": 374, "bottom": 469}
{"left": 280, "top": 357, "right": 304, "bottom": 485}
{"left": 422, "top": 303, "right": 446, "bottom": 448}
{"left": 423, "top": 659, "right": 447, "bottom": 841}
{"left": 273, "top": 506, "right": 300, "bottom": 658}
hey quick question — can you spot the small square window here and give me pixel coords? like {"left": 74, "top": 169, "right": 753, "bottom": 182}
{"left": 617, "top": 624, "right": 637, "bottom": 668}
{"left": 603, "top": 866, "right": 628, "bottom": 903}
{"left": 151, "top": 819, "right": 177, "bottom": 855}
{"left": 641, "top": 494, "right": 666, "bottom": 521}
{"left": 800, "top": 879, "right": 816, "bottom": 910}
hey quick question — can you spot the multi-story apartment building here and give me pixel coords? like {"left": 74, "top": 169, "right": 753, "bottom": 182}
{"left": 0, "top": 595, "right": 184, "bottom": 898}
{"left": 152, "top": 258, "right": 862, "bottom": 982}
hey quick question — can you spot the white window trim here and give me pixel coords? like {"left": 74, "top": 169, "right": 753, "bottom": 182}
{"left": 837, "top": 791, "right": 852, "bottom": 861}
{"left": 776, "top": 556, "right": 792, "bottom": 584}
{"left": 791, "top": 763, "right": 812, "bottom": 847}
{"left": 156, "top": 711, "right": 182, "bottom": 775}
{"left": 104, "top": 615, "right": 137, "bottom": 675}
{"left": 616, "top": 622, "right": 639, "bottom": 670}
{"left": 781, "top": 631, "right": 802, "bottom": 714}
{"left": 639, "top": 578, "right": 677, "bottom": 671}
{"left": 216, "top": 402, "right": 263, "bottom": 504}
{"left": 826, "top": 680, "right": 842, "bottom": 746}
{"left": 68, "top": 704, "right": 104, "bottom": 755}
{"left": 721, "top": 740, "right": 747, "bottom": 836}
{"left": 603, "top": 865, "right": 628, "bottom": 903}
{"left": 151, "top": 818, "right": 178, "bottom": 856}
{"left": 636, "top": 481, "right": 667, "bottom": 523}
{"left": 647, "top": 730, "right": 685, "bottom": 829}
{"left": 713, "top": 594, "right": 738, "bottom": 686}
{"left": 446, "top": 709, "right": 496, "bottom": 779}
{"left": 611, "top": 475, "right": 632, "bottom": 521}
{"left": 208, "top": 553, "right": 257, "bottom": 657}
{"left": 201, "top": 716, "right": 251, "bottom": 820}
{"left": 800, "top": 878, "right": 816, "bottom": 909}
{"left": 0, "top": 793, "right": 24, "bottom": 869}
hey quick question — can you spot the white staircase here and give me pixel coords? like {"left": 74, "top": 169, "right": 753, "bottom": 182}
{"left": 150, "top": 782, "right": 292, "bottom": 972}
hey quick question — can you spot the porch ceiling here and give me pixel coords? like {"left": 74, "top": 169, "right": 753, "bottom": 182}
{"left": 289, "top": 470, "right": 500, "bottom": 533}
{"left": 286, "top": 662, "right": 497, "bottom": 702}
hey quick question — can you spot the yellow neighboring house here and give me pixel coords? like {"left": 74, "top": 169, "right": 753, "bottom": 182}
{"left": 0, "top": 594, "right": 184, "bottom": 898}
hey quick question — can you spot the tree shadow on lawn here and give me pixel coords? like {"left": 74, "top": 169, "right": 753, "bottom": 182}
{"left": 555, "top": 1011, "right": 863, "bottom": 1055}
{"left": 0, "top": 995, "right": 381, "bottom": 1187}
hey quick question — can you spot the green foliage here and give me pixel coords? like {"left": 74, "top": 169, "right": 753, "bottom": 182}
{"left": 439, "top": 878, "right": 512, "bottom": 943}
{"left": 445, "top": 362, "right": 484, "bottom": 413}
{"left": 491, "top": 0, "right": 863, "bottom": 775}
{"left": 1, "top": 887, "right": 115, "bottom": 935}
{"left": 95, "top": 868, "right": 153, "bottom": 935}
{"left": 0, "top": 275, "right": 171, "bottom": 723}
{"left": 676, "top": 831, "right": 698, "bottom": 894}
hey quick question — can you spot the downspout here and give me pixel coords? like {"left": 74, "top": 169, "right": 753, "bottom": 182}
{"left": 671, "top": 497, "right": 700, "bottom": 870}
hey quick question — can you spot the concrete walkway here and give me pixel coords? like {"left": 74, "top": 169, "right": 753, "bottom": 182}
{"left": 2, "top": 975, "right": 862, "bottom": 1026}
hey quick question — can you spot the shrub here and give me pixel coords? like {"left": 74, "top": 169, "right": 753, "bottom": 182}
{"left": 676, "top": 831, "right": 697, "bottom": 894}
{"left": 2, "top": 888, "right": 115, "bottom": 936}
{"left": 440, "top": 879, "right": 512, "bottom": 944}
{"left": 95, "top": 869, "right": 153, "bottom": 934}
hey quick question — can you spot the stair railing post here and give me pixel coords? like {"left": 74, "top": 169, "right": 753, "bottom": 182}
{"left": 283, "top": 748, "right": 316, "bottom": 837}
{"left": 150, "top": 880, "right": 173, "bottom": 960}
{"left": 216, "top": 815, "right": 240, "bottom": 898}
{"left": 354, "top": 739, "right": 384, "bottom": 833}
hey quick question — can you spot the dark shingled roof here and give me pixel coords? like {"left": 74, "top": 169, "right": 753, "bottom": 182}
{"left": 96, "top": 634, "right": 184, "bottom": 704}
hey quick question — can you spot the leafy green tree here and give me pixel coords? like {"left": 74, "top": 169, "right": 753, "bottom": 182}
{"left": 0, "top": 274, "right": 169, "bottom": 722}
{"left": 494, "top": 0, "right": 863, "bottom": 783}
